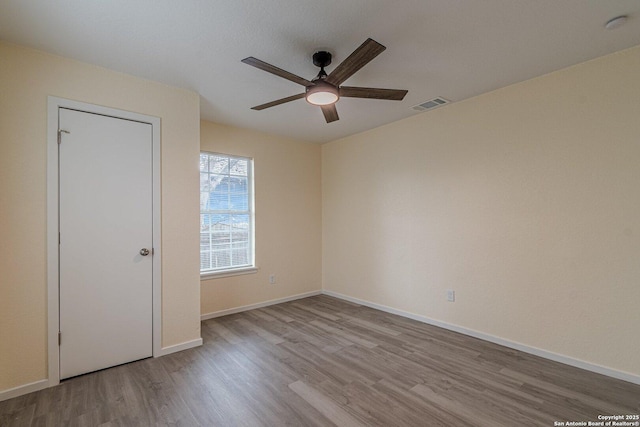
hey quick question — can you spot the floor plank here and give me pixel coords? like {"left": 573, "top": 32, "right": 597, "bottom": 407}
{"left": 2, "top": 295, "right": 639, "bottom": 426}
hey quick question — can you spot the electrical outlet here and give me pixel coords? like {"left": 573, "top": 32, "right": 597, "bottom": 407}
{"left": 446, "top": 289, "right": 455, "bottom": 302}
{"left": 269, "top": 274, "right": 276, "bottom": 284}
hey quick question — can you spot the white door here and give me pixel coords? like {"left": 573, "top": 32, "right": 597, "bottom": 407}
{"left": 58, "top": 108, "right": 153, "bottom": 379}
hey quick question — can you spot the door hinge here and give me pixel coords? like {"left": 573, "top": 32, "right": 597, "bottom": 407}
{"left": 57, "top": 129, "right": 70, "bottom": 144}
{"left": 58, "top": 332, "right": 61, "bottom": 346}
{"left": 151, "top": 248, "right": 155, "bottom": 255}
{"left": 58, "top": 232, "right": 61, "bottom": 245}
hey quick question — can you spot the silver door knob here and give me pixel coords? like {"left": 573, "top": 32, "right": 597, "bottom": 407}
{"left": 140, "top": 248, "right": 150, "bottom": 256}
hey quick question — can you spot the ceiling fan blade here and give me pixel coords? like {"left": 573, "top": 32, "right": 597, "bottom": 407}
{"left": 340, "top": 86, "right": 408, "bottom": 101}
{"left": 321, "top": 104, "right": 339, "bottom": 123}
{"left": 242, "top": 57, "right": 313, "bottom": 87}
{"left": 251, "top": 93, "right": 305, "bottom": 110}
{"left": 326, "top": 38, "right": 386, "bottom": 86}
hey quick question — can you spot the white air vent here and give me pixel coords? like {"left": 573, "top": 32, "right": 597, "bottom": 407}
{"left": 412, "top": 97, "right": 450, "bottom": 112}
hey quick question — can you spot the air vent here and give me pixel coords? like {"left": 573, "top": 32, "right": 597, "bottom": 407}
{"left": 412, "top": 97, "right": 450, "bottom": 112}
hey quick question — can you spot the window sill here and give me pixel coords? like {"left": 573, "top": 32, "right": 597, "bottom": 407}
{"left": 200, "top": 266, "right": 258, "bottom": 281}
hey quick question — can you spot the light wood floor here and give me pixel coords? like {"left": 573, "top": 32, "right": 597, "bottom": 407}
{"left": 2, "top": 295, "right": 639, "bottom": 426}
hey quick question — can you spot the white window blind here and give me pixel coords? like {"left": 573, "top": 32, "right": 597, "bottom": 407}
{"left": 200, "top": 152, "right": 254, "bottom": 273}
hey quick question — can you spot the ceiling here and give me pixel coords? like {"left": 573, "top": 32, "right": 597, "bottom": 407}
{"left": 1, "top": 1, "right": 639, "bottom": 143}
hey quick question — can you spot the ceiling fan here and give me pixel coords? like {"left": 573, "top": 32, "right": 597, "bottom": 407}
{"left": 241, "top": 38, "right": 408, "bottom": 123}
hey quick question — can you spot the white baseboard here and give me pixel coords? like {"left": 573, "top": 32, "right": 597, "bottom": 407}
{"left": 322, "top": 290, "right": 640, "bottom": 386}
{"left": 157, "top": 337, "right": 203, "bottom": 357}
{"left": 201, "top": 290, "right": 322, "bottom": 320}
{"left": 1, "top": 340, "right": 203, "bottom": 402}
{"left": 0, "top": 379, "right": 50, "bottom": 402}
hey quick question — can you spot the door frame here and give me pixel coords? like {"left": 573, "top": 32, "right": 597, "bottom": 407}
{"left": 47, "top": 96, "right": 162, "bottom": 387}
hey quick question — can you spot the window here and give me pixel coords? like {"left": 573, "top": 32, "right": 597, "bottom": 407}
{"left": 200, "top": 152, "right": 254, "bottom": 275}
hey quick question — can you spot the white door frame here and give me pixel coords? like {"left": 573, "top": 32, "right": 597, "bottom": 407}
{"left": 47, "top": 96, "right": 162, "bottom": 387}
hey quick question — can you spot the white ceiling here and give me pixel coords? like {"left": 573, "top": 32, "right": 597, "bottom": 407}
{"left": 1, "top": 1, "right": 639, "bottom": 143}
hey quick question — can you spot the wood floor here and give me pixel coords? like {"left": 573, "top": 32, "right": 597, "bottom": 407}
{"left": 2, "top": 295, "right": 639, "bottom": 426}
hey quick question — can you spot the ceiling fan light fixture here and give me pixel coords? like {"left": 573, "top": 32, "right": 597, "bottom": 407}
{"left": 243, "top": 38, "right": 407, "bottom": 123}
{"left": 306, "top": 82, "right": 339, "bottom": 106}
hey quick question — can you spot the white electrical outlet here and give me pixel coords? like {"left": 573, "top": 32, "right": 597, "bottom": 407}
{"left": 269, "top": 274, "right": 276, "bottom": 284}
{"left": 446, "top": 289, "right": 455, "bottom": 302}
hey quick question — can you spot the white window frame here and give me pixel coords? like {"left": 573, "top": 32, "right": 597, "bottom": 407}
{"left": 200, "top": 152, "right": 256, "bottom": 279}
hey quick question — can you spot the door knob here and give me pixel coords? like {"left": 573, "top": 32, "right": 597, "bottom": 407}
{"left": 140, "top": 248, "right": 150, "bottom": 256}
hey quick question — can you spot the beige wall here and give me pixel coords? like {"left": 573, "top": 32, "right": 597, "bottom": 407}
{"left": 200, "top": 121, "right": 321, "bottom": 315}
{"left": 322, "top": 46, "right": 640, "bottom": 376}
{"left": 0, "top": 41, "right": 201, "bottom": 391}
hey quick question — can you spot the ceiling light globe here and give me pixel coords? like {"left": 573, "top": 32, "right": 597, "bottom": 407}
{"left": 307, "top": 91, "right": 339, "bottom": 105}
{"left": 306, "top": 82, "right": 339, "bottom": 106}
